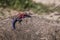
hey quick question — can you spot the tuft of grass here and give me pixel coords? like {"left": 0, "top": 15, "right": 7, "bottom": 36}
{"left": 31, "top": 3, "right": 52, "bottom": 14}
{"left": 0, "top": 0, "right": 60, "bottom": 15}
{"left": 53, "top": 6, "right": 60, "bottom": 12}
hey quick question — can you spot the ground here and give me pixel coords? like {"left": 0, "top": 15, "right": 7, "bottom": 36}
{"left": 0, "top": 8, "right": 60, "bottom": 40}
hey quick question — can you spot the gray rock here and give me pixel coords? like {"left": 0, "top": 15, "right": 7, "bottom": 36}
{"left": 0, "top": 15, "right": 60, "bottom": 40}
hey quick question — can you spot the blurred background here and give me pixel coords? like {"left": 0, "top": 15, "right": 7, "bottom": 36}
{"left": 0, "top": 0, "right": 60, "bottom": 40}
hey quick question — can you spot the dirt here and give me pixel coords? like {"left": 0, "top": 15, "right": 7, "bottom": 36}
{"left": 0, "top": 8, "right": 60, "bottom": 40}
{"left": 0, "top": 14, "right": 60, "bottom": 40}
{"left": 33, "top": 0, "right": 60, "bottom": 6}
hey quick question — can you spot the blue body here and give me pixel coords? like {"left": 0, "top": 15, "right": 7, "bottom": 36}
{"left": 12, "top": 18, "right": 18, "bottom": 29}
{"left": 12, "top": 14, "right": 31, "bottom": 29}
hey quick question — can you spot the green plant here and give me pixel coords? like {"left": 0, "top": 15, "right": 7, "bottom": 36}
{"left": 0, "top": 0, "right": 56, "bottom": 14}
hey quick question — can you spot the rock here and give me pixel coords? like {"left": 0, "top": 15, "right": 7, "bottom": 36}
{"left": 0, "top": 15, "right": 60, "bottom": 40}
